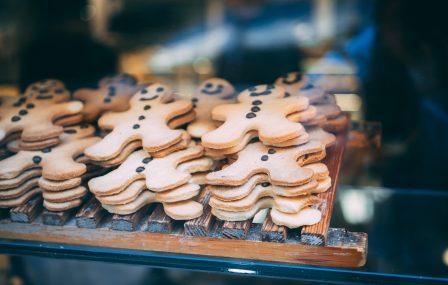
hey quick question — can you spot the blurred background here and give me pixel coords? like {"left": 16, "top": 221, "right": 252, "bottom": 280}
{"left": 0, "top": 0, "right": 447, "bottom": 284}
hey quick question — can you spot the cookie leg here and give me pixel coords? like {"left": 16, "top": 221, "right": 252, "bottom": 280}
{"left": 268, "top": 160, "right": 314, "bottom": 186}
{"left": 206, "top": 159, "right": 259, "bottom": 186}
{"left": 201, "top": 120, "right": 250, "bottom": 149}
{"left": 84, "top": 130, "right": 133, "bottom": 160}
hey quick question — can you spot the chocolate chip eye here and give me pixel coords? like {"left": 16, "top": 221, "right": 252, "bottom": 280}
{"left": 143, "top": 105, "right": 151, "bottom": 110}
{"left": 268, "top": 148, "right": 276, "bottom": 154}
{"left": 42, "top": 147, "right": 51, "bottom": 153}
{"left": 252, "top": 100, "right": 262, "bottom": 106}
{"left": 11, "top": 116, "right": 21, "bottom": 122}
{"left": 142, "top": 157, "right": 153, "bottom": 164}
{"left": 217, "top": 84, "right": 223, "bottom": 89}
{"left": 251, "top": 106, "right": 260, "bottom": 112}
{"left": 136, "top": 166, "right": 145, "bottom": 173}
{"left": 156, "top": 87, "right": 164, "bottom": 92}
{"left": 141, "top": 89, "right": 148, "bottom": 94}
{"left": 64, "top": 129, "right": 77, "bottom": 134}
{"left": 26, "top": 103, "right": 35, "bottom": 109}
{"left": 261, "top": 155, "right": 269, "bottom": 161}
{"left": 261, "top": 182, "right": 270, "bottom": 187}
{"left": 284, "top": 92, "right": 291, "bottom": 97}
{"left": 19, "top": 110, "right": 28, "bottom": 116}
{"left": 55, "top": 88, "right": 64, "bottom": 94}
{"left": 248, "top": 87, "right": 256, "bottom": 91}
{"left": 191, "top": 97, "right": 198, "bottom": 103}
{"left": 246, "top": 113, "right": 256, "bottom": 119}
{"left": 205, "top": 83, "right": 213, "bottom": 88}
{"left": 138, "top": 115, "right": 145, "bottom": 120}
{"left": 32, "top": 156, "right": 42, "bottom": 164}
{"left": 39, "top": 88, "right": 48, "bottom": 93}
{"left": 133, "top": 124, "right": 140, "bottom": 129}
{"left": 108, "top": 86, "right": 116, "bottom": 92}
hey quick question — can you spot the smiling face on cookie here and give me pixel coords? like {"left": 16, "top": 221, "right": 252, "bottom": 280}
{"left": 130, "top": 83, "right": 174, "bottom": 106}
{"left": 25, "top": 79, "right": 69, "bottom": 102}
{"left": 238, "top": 84, "right": 285, "bottom": 102}
{"left": 198, "top": 78, "right": 235, "bottom": 98}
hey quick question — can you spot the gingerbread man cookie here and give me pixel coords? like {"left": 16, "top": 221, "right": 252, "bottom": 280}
{"left": 201, "top": 84, "right": 309, "bottom": 149}
{"left": 74, "top": 74, "right": 143, "bottom": 121}
{"left": 85, "top": 83, "right": 192, "bottom": 160}
{"left": 186, "top": 78, "right": 235, "bottom": 138}
{"left": 206, "top": 140, "right": 324, "bottom": 186}
{"left": 275, "top": 71, "right": 326, "bottom": 103}
{"left": 24, "top": 79, "right": 71, "bottom": 102}
{"left": 0, "top": 94, "right": 83, "bottom": 143}
{"left": 89, "top": 144, "right": 204, "bottom": 195}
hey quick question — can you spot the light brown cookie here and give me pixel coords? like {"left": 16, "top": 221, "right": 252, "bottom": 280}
{"left": 186, "top": 78, "right": 235, "bottom": 138}
{"left": 89, "top": 145, "right": 204, "bottom": 195}
{"left": 275, "top": 72, "right": 326, "bottom": 103}
{"left": 0, "top": 177, "right": 39, "bottom": 199}
{"left": 0, "top": 187, "right": 42, "bottom": 208}
{"left": 201, "top": 84, "right": 309, "bottom": 149}
{"left": 155, "top": 183, "right": 201, "bottom": 203}
{"left": 43, "top": 186, "right": 88, "bottom": 203}
{"left": 315, "top": 103, "right": 341, "bottom": 120}
{"left": 86, "top": 83, "right": 192, "bottom": 160}
{"left": 287, "top": 106, "right": 317, "bottom": 123}
{"left": 38, "top": 166, "right": 107, "bottom": 191}
{"left": 206, "top": 141, "right": 323, "bottom": 186}
{"left": 323, "top": 113, "right": 349, "bottom": 133}
{"left": 96, "top": 180, "right": 146, "bottom": 205}
{"left": 163, "top": 199, "right": 203, "bottom": 220}
{"left": 43, "top": 197, "right": 84, "bottom": 212}
{"left": 270, "top": 207, "right": 322, "bottom": 228}
{"left": 17, "top": 137, "right": 60, "bottom": 151}
{"left": 167, "top": 110, "right": 196, "bottom": 129}
{"left": 24, "top": 79, "right": 70, "bottom": 102}
{"left": 0, "top": 136, "right": 100, "bottom": 180}
{"left": 307, "top": 127, "right": 336, "bottom": 147}
{"left": 53, "top": 113, "right": 84, "bottom": 127}
{"left": 0, "top": 168, "right": 41, "bottom": 190}
{"left": 74, "top": 74, "right": 143, "bottom": 121}
{"left": 0, "top": 98, "right": 83, "bottom": 143}
{"left": 101, "top": 190, "right": 154, "bottom": 215}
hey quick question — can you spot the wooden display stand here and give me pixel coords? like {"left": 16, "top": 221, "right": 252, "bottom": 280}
{"left": 0, "top": 133, "right": 367, "bottom": 268}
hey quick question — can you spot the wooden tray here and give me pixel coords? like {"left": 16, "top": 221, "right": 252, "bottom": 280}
{"left": 0, "top": 133, "right": 367, "bottom": 268}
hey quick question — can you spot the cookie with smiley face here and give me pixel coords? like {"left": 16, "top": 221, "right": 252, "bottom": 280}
{"left": 275, "top": 71, "right": 326, "bottom": 104}
{"left": 201, "top": 84, "right": 309, "bottom": 149}
{"left": 85, "top": 83, "right": 193, "bottom": 161}
{"left": 186, "top": 78, "right": 235, "bottom": 138}
{"left": 24, "top": 79, "right": 71, "bottom": 102}
{"left": 74, "top": 74, "right": 144, "bottom": 122}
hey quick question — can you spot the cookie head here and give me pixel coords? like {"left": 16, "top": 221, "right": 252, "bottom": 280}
{"left": 25, "top": 79, "right": 69, "bottom": 102}
{"left": 238, "top": 84, "right": 285, "bottom": 102}
{"left": 99, "top": 73, "right": 138, "bottom": 87}
{"left": 131, "top": 83, "right": 173, "bottom": 104}
{"left": 197, "top": 78, "right": 235, "bottom": 98}
{"left": 275, "top": 72, "right": 309, "bottom": 96}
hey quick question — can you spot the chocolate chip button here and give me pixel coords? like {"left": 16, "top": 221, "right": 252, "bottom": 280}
{"left": 261, "top": 182, "right": 270, "bottom": 187}
{"left": 133, "top": 124, "right": 140, "bottom": 129}
{"left": 108, "top": 86, "right": 116, "bottom": 92}
{"left": 26, "top": 103, "right": 35, "bottom": 109}
{"left": 261, "top": 155, "right": 269, "bottom": 161}
{"left": 18, "top": 97, "right": 26, "bottom": 103}
{"left": 252, "top": 100, "right": 262, "bottom": 105}
{"left": 205, "top": 83, "right": 213, "bottom": 88}
{"left": 246, "top": 112, "right": 256, "bottom": 119}
{"left": 103, "top": 97, "right": 111, "bottom": 103}
{"left": 138, "top": 115, "right": 145, "bottom": 120}
{"left": 251, "top": 106, "right": 260, "bottom": 112}
{"left": 191, "top": 97, "right": 198, "bottom": 102}
{"left": 63, "top": 129, "right": 77, "bottom": 134}
{"left": 136, "top": 166, "right": 145, "bottom": 173}
{"left": 141, "top": 89, "right": 148, "bottom": 94}
{"left": 32, "top": 156, "right": 42, "bottom": 164}
{"left": 42, "top": 147, "right": 51, "bottom": 153}
{"left": 143, "top": 105, "right": 151, "bottom": 110}
{"left": 268, "top": 148, "right": 276, "bottom": 154}
{"left": 19, "top": 110, "right": 28, "bottom": 116}
{"left": 156, "top": 87, "right": 164, "bottom": 92}
{"left": 13, "top": 102, "right": 22, "bottom": 107}
{"left": 11, "top": 116, "right": 21, "bottom": 122}
{"left": 142, "top": 157, "right": 153, "bottom": 164}
{"left": 284, "top": 92, "right": 291, "bottom": 97}
{"left": 108, "top": 90, "right": 116, "bottom": 96}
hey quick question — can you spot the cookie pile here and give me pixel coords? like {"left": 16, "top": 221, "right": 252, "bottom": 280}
{"left": 275, "top": 71, "right": 348, "bottom": 132}
{"left": 0, "top": 80, "right": 84, "bottom": 150}
{"left": 201, "top": 84, "right": 334, "bottom": 228}
{"left": 87, "top": 84, "right": 211, "bottom": 219}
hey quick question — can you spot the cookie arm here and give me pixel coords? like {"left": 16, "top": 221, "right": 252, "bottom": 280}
{"left": 84, "top": 127, "right": 135, "bottom": 160}
{"left": 258, "top": 116, "right": 305, "bottom": 144}
{"left": 201, "top": 118, "right": 252, "bottom": 149}
{"left": 267, "top": 158, "right": 314, "bottom": 186}
{"left": 98, "top": 111, "right": 130, "bottom": 129}
{"left": 0, "top": 152, "right": 37, "bottom": 179}
{"left": 205, "top": 158, "right": 259, "bottom": 186}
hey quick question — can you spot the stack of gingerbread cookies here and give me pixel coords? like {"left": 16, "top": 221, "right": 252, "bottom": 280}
{"left": 201, "top": 84, "right": 333, "bottom": 228}
{"left": 0, "top": 79, "right": 102, "bottom": 210}
{"left": 86, "top": 83, "right": 212, "bottom": 220}
{"left": 275, "top": 71, "right": 348, "bottom": 132}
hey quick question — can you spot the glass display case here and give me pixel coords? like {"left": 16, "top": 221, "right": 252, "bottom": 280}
{"left": 0, "top": 0, "right": 447, "bottom": 284}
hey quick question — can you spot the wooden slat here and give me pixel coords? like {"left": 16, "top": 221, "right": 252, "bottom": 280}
{"left": 10, "top": 196, "right": 43, "bottom": 223}
{"left": 41, "top": 209, "right": 76, "bottom": 226}
{"left": 111, "top": 206, "right": 148, "bottom": 232}
{"left": 222, "top": 220, "right": 252, "bottom": 239}
{"left": 184, "top": 191, "right": 214, "bottom": 236}
{"left": 75, "top": 197, "right": 105, "bottom": 229}
{"left": 261, "top": 211, "right": 287, "bottom": 242}
{"left": 0, "top": 207, "right": 10, "bottom": 220}
{"left": 0, "top": 222, "right": 367, "bottom": 268}
{"left": 142, "top": 204, "right": 173, "bottom": 233}
{"left": 301, "top": 133, "right": 346, "bottom": 245}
